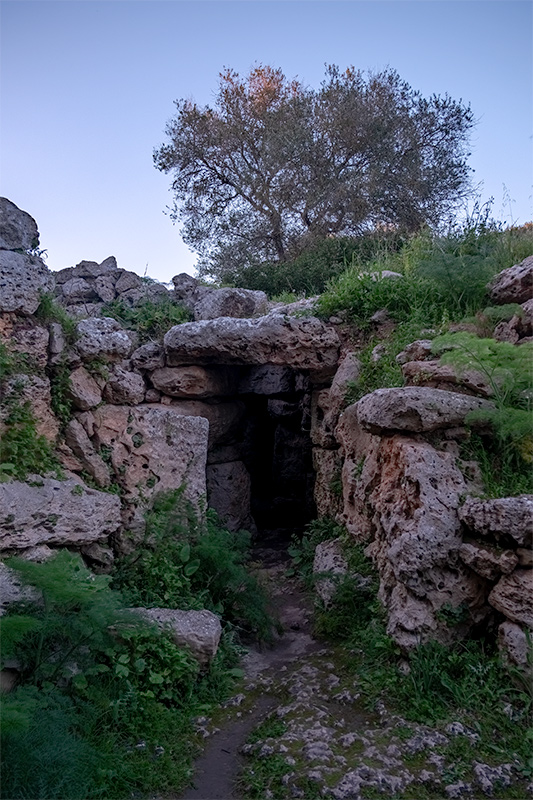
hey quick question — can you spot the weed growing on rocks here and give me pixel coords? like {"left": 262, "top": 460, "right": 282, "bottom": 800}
{"left": 101, "top": 296, "right": 191, "bottom": 341}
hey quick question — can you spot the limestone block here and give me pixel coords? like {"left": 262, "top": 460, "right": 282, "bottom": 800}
{"left": 489, "top": 255, "right": 533, "bottom": 305}
{"left": 459, "top": 495, "right": 533, "bottom": 547}
{"left": 488, "top": 569, "right": 533, "bottom": 629}
{"left": 335, "top": 404, "right": 378, "bottom": 540}
{"left": 103, "top": 366, "right": 146, "bottom": 405}
{"left": 401, "top": 360, "right": 492, "bottom": 397}
{"left": 129, "top": 608, "right": 222, "bottom": 666}
{"left": 68, "top": 366, "right": 103, "bottom": 410}
{"left": 0, "top": 197, "right": 40, "bottom": 251}
{"left": 458, "top": 541, "right": 518, "bottom": 581}
{"left": 60, "top": 277, "right": 97, "bottom": 301}
{"left": 313, "top": 538, "right": 349, "bottom": 607}
{"left": 498, "top": 620, "right": 530, "bottom": 666}
{"left": 92, "top": 404, "right": 208, "bottom": 507}
{"left": 206, "top": 460, "right": 254, "bottom": 532}
{"left": 151, "top": 365, "right": 238, "bottom": 398}
{"left": 395, "top": 340, "right": 433, "bottom": 364}
{"left": 355, "top": 387, "right": 493, "bottom": 435}
{"left": 164, "top": 315, "right": 340, "bottom": 370}
{"left": 7, "top": 324, "right": 49, "bottom": 369}
{"left": 0, "top": 251, "right": 54, "bottom": 315}
{"left": 94, "top": 275, "right": 116, "bottom": 303}
{"left": 0, "top": 476, "right": 121, "bottom": 550}
{"left": 193, "top": 287, "right": 268, "bottom": 320}
{"left": 131, "top": 341, "right": 165, "bottom": 371}
{"left": 162, "top": 399, "right": 245, "bottom": 447}
{"left": 0, "top": 563, "right": 40, "bottom": 615}
{"left": 75, "top": 317, "right": 133, "bottom": 362}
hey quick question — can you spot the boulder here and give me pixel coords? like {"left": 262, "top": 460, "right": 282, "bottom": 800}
{"left": 0, "top": 476, "right": 121, "bottom": 550}
{"left": 458, "top": 495, "right": 533, "bottom": 547}
{"left": 458, "top": 541, "right": 518, "bottom": 581}
{"left": 488, "top": 570, "right": 533, "bottom": 629}
{"left": 206, "top": 461, "right": 254, "bottom": 532}
{"left": 164, "top": 315, "right": 340, "bottom": 370}
{"left": 131, "top": 341, "right": 165, "bottom": 371}
{"left": 489, "top": 255, "right": 533, "bottom": 305}
{"left": 193, "top": 287, "right": 268, "bottom": 320}
{"left": 401, "top": 360, "right": 492, "bottom": 397}
{"left": 60, "top": 277, "right": 97, "bottom": 302}
{"left": 395, "top": 340, "right": 434, "bottom": 364}
{"left": 313, "top": 538, "right": 349, "bottom": 607}
{"left": 103, "top": 367, "right": 146, "bottom": 405}
{"left": 75, "top": 317, "right": 133, "bottom": 362}
{"left": 129, "top": 608, "right": 222, "bottom": 667}
{"left": 0, "top": 251, "right": 54, "bottom": 315}
{"left": 0, "top": 197, "right": 39, "bottom": 251}
{"left": 54, "top": 257, "right": 119, "bottom": 284}
{"left": 94, "top": 275, "right": 116, "bottom": 303}
{"left": 498, "top": 621, "right": 530, "bottom": 666}
{"left": 151, "top": 365, "right": 238, "bottom": 398}
{"left": 355, "top": 387, "right": 493, "bottom": 435}
{"left": 92, "top": 404, "right": 208, "bottom": 506}
{"left": 172, "top": 273, "right": 209, "bottom": 311}
{"left": 68, "top": 366, "right": 103, "bottom": 410}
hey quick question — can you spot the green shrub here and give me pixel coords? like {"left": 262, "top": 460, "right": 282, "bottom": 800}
{"left": 113, "top": 489, "right": 276, "bottom": 642}
{"left": 102, "top": 297, "right": 191, "bottom": 341}
{"left": 0, "top": 399, "right": 60, "bottom": 481}
{"left": 35, "top": 293, "right": 77, "bottom": 343}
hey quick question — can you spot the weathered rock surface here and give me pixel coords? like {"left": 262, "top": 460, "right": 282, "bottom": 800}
{"left": 103, "top": 366, "right": 146, "bottom": 405}
{"left": 312, "top": 448, "right": 343, "bottom": 519}
{"left": 313, "top": 538, "right": 349, "bottom": 606}
{"left": 92, "top": 404, "right": 208, "bottom": 506}
{"left": 64, "top": 419, "right": 110, "bottom": 487}
{"left": 335, "top": 404, "right": 378, "bottom": 541}
{"left": 159, "top": 399, "right": 245, "bottom": 447}
{"left": 2, "top": 375, "right": 59, "bottom": 442}
{"left": 68, "top": 366, "right": 103, "bottom": 410}
{"left": 193, "top": 287, "right": 268, "bottom": 321}
{"left": 151, "top": 365, "right": 238, "bottom": 398}
{"left": 311, "top": 352, "right": 362, "bottom": 449}
{"left": 458, "top": 495, "right": 533, "bottom": 547}
{"left": 129, "top": 608, "right": 222, "bottom": 666}
{"left": 206, "top": 460, "right": 254, "bottom": 532}
{"left": 401, "top": 360, "right": 492, "bottom": 397}
{"left": 0, "top": 476, "right": 121, "bottom": 550}
{"left": 0, "top": 197, "right": 39, "bottom": 251}
{"left": 355, "top": 387, "right": 493, "bottom": 435}
{"left": 131, "top": 341, "right": 165, "bottom": 371}
{"left": 0, "top": 562, "right": 40, "bottom": 615}
{"left": 5, "top": 324, "right": 49, "bottom": 369}
{"left": 498, "top": 620, "right": 530, "bottom": 666}
{"left": 458, "top": 541, "right": 518, "bottom": 581}
{"left": 488, "top": 570, "right": 533, "bottom": 629}
{"left": 489, "top": 255, "right": 533, "bottom": 305}
{"left": 75, "top": 317, "right": 133, "bottom": 362}
{"left": 164, "top": 315, "right": 340, "bottom": 370}
{"left": 395, "top": 340, "right": 433, "bottom": 364}
{"left": 0, "top": 251, "right": 54, "bottom": 315}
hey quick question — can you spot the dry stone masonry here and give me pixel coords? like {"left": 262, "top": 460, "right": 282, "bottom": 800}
{"left": 1, "top": 196, "right": 532, "bottom": 671}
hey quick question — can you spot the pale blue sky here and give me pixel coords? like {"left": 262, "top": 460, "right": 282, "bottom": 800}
{"left": 1, "top": 1, "right": 531, "bottom": 282}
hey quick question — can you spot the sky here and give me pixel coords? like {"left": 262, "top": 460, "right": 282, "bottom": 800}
{"left": 1, "top": 0, "right": 531, "bottom": 284}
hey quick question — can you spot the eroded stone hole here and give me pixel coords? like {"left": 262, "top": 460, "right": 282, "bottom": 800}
{"left": 206, "top": 365, "right": 316, "bottom": 562}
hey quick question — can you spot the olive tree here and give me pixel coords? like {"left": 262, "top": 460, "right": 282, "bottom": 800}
{"left": 154, "top": 64, "right": 474, "bottom": 282}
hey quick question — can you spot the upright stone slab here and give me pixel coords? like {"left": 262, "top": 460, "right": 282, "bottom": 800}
{"left": 0, "top": 197, "right": 40, "bottom": 251}
{"left": 92, "top": 405, "right": 208, "bottom": 507}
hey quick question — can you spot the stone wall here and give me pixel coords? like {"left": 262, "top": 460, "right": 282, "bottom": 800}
{"left": 1, "top": 197, "right": 531, "bottom": 667}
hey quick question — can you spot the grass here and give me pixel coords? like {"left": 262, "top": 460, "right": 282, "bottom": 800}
{"left": 101, "top": 296, "right": 191, "bottom": 341}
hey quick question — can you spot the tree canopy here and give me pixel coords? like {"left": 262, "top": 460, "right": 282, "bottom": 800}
{"left": 154, "top": 64, "right": 474, "bottom": 282}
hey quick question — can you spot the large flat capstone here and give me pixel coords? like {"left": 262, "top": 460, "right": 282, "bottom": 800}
{"left": 164, "top": 315, "right": 340, "bottom": 370}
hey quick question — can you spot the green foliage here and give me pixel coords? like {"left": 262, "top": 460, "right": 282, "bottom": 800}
{"left": 35, "top": 293, "right": 77, "bottom": 343}
{"left": 219, "top": 232, "right": 405, "bottom": 297}
{"left": 287, "top": 517, "right": 346, "bottom": 586}
{"left": 49, "top": 360, "right": 74, "bottom": 427}
{"left": 113, "top": 489, "right": 276, "bottom": 642}
{"left": 460, "top": 433, "right": 533, "bottom": 498}
{"left": 432, "top": 332, "right": 533, "bottom": 462}
{"left": 0, "top": 398, "right": 60, "bottom": 481}
{"left": 0, "top": 545, "right": 248, "bottom": 799}
{"left": 101, "top": 296, "right": 191, "bottom": 341}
